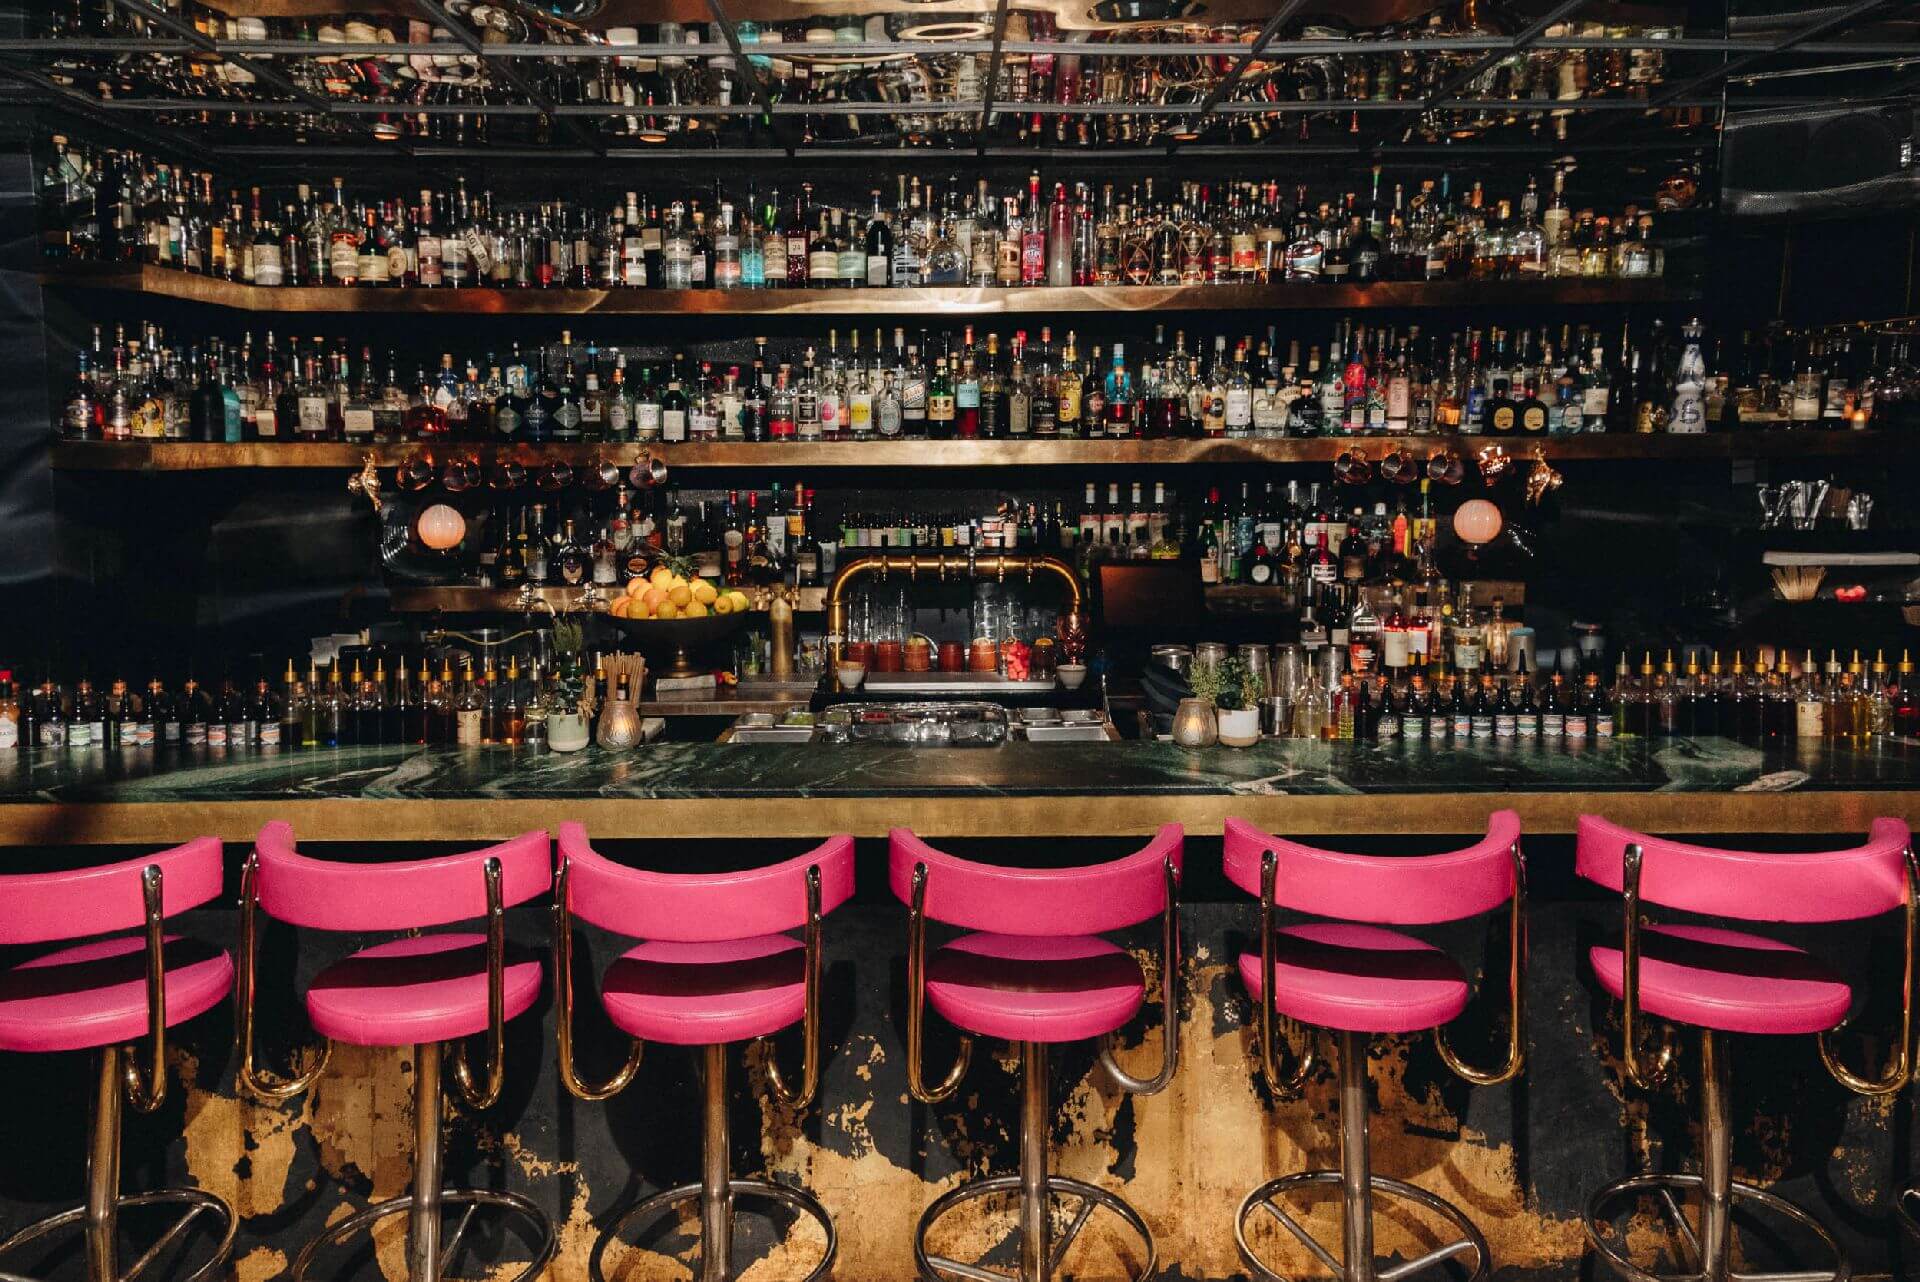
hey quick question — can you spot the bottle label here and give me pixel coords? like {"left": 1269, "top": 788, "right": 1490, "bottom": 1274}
{"left": 464, "top": 229, "right": 493, "bottom": 276}
{"left": 342, "top": 408, "right": 375, "bottom": 438}
{"left": 1490, "top": 405, "right": 1516, "bottom": 432}
{"left": 927, "top": 393, "right": 955, "bottom": 421}
{"left": 635, "top": 402, "right": 661, "bottom": 439}
{"left": 259, "top": 720, "right": 281, "bottom": 746}
{"left": 0, "top": 716, "right": 14, "bottom": 749}
{"left": 252, "top": 242, "right": 283, "bottom": 286}
{"left": 1522, "top": 405, "right": 1547, "bottom": 432}
{"left": 1224, "top": 387, "right": 1252, "bottom": 427}
{"left": 297, "top": 395, "right": 329, "bottom": 435}
{"left": 417, "top": 236, "right": 443, "bottom": 285}
{"left": 1595, "top": 712, "right": 1615, "bottom": 737}
{"left": 661, "top": 408, "right": 686, "bottom": 442}
{"left": 456, "top": 709, "right": 482, "bottom": 745}
{"left": 808, "top": 250, "right": 838, "bottom": 282}
{"left": 1583, "top": 386, "right": 1610, "bottom": 416}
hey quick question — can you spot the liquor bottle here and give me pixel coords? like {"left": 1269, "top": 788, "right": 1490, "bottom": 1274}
{"left": 660, "top": 355, "right": 690, "bottom": 443}
{"left": 926, "top": 356, "right": 956, "bottom": 440}
{"left": 554, "top": 520, "right": 590, "bottom": 586}
{"left": 864, "top": 189, "right": 892, "bottom": 287}
{"left": 1006, "top": 335, "right": 1032, "bottom": 437}
{"left": 1103, "top": 343, "right": 1134, "bottom": 438}
{"left": 454, "top": 663, "right": 484, "bottom": 747}
{"left": 1055, "top": 331, "right": 1083, "bottom": 437}
{"left": 281, "top": 661, "right": 306, "bottom": 749}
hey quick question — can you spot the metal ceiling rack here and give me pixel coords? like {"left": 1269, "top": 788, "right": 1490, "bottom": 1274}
{"left": 407, "top": 0, "right": 604, "bottom": 154}
{"left": 0, "top": 0, "right": 1912, "bottom": 165}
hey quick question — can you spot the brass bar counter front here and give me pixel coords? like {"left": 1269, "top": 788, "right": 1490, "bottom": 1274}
{"left": 0, "top": 737, "right": 1916, "bottom": 845}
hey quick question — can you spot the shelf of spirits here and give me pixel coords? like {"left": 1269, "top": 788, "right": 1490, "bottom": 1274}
{"left": 39, "top": 144, "right": 1688, "bottom": 303}
{"left": 48, "top": 432, "right": 1913, "bottom": 471}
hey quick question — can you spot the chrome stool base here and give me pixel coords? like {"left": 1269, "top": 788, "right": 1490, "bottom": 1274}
{"left": 589, "top": 1178, "right": 836, "bottom": 1282}
{"left": 288, "top": 1042, "right": 555, "bottom": 1282}
{"left": 1236, "top": 1031, "right": 1491, "bottom": 1282}
{"left": 912, "top": 1042, "right": 1154, "bottom": 1282}
{"left": 290, "top": 1189, "right": 555, "bottom": 1282}
{"left": 1236, "top": 1171, "right": 1489, "bottom": 1282}
{"left": 588, "top": 1044, "right": 836, "bottom": 1282}
{"left": 1586, "top": 1032, "right": 1850, "bottom": 1282}
{"left": 0, "top": 1046, "right": 236, "bottom": 1282}
{"left": 1584, "top": 1174, "right": 1848, "bottom": 1282}
{"left": 916, "top": 1173, "right": 1155, "bottom": 1282}
{"left": 0, "top": 1190, "right": 236, "bottom": 1282}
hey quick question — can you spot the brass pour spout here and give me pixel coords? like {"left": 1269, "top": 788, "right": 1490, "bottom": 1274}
{"left": 826, "top": 552, "right": 1083, "bottom": 664}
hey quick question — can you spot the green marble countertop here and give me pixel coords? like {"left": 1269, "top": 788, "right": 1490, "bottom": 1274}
{"left": 1, "top": 736, "right": 1916, "bottom": 844}
{"left": 3, "top": 735, "right": 1917, "bottom": 802}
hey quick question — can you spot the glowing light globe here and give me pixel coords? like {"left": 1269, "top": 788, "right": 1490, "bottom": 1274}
{"left": 1452, "top": 499, "right": 1504, "bottom": 546}
{"left": 416, "top": 503, "right": 467, "bottom": 551}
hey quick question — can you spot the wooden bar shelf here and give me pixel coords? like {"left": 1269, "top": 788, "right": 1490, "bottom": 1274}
{"left": 38, "top": 263, "right": 1689, "bottom": 316}
{"left": 48, "top": 431, "right": 1911, "bottom": 472}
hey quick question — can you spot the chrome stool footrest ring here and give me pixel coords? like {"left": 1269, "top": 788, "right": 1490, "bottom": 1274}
{"left": 0, "top": 1189, "right": 236, "bottom": 1282}
{"left": 1897, "top": 1187, "right": 1920, "bottom": 1243}
{"left": 587, "top": 1177, "right": 836, "bottom": 1282}
{"left": 1236, "top": 1170, "right": 1491, "bottom": 1282}
{"left": 913, "top": 1172, "right": 1156, "bottom": 1282}
{"left": 290, "top": 1188, "right": 555, "bottom": 1282}
{"left": 1584, "top": 1172, "right": 1850, "bottom": 1282}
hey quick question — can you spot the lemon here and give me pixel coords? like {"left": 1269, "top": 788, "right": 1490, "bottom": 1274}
{"left": 684, "top": 600, "right": 708, "bottom": 618}
{"left": 692, "top": 580, "right": 718, "bottom": 605}
{"left": 656, "top": 602, "right": 680, "bottom": 620}
{"left": 649, "top": 565, "right": 673, "bottom": 586}
{"left": 727, "top": 591, "right": 751, "bottom": 613}
{"left": 669, "top": 584, "right": 692, "bottom": 608}
{"left": 713, "top": 595, "right": 734, "bottom": 615}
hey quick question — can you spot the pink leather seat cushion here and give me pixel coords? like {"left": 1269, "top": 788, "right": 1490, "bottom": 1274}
{"left": 1238, "top": 924, "right": 1470, "bottom": 1034}
{"left": 601, "top": 935, "right": 807, "bottom": 1045}
{"left": 1590, "top": 924, "right": 1852, "bottom": 1036}
{"left": 926, "top": 933, "right": 1144, "bottom": 1043}
{"left": 306, "top": 933, "right": 542, "bottom": 1047}
{"left": 0, "top": 935, "right": 233, "bottom": 1054}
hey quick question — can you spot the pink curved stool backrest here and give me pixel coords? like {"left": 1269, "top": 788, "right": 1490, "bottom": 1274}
{"left": 0, "top": 837, "right": 225, "bottom": 946}
{"left": 1574, "top": 814, "right": 1911, "bottom": 923}
{"left": 1222, "top": 811, "right": 1520, "bottom": 924}
{"left": 887, "top": 825, "right": 1183, "bottom": 934}
{"left": 557, "top": 822, "right": 855, "bottom": 940}
{"left": 251, "top": 820, "right": 552, "bottom": 931}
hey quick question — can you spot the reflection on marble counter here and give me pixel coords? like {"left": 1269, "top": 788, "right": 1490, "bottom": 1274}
{"left": 0, "top": 736, "right": 1916, "bottom": 805}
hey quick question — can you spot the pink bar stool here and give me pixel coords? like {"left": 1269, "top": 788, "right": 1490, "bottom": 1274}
{"left": 890, "top": 825, "right": 1183, "bottom": 1282}
{"left": 1577, "top": 814, "right": 1916, "bottom": 1282}
{"left": 236, "top": 821, "right": 554, "bottom": 1282}
{"left": 553, "top": 822, "right": 854, "bottom": 1282}
{"left": 1223, "top": 811, "right": 1527, "bottom": 1282}
{"left": 0, "top": 839, "right": 236, "bottom": 1282}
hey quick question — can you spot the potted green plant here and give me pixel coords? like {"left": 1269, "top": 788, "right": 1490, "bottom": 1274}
{"left": 1212, "top": 656, "right": 1265, "bottom": 747}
